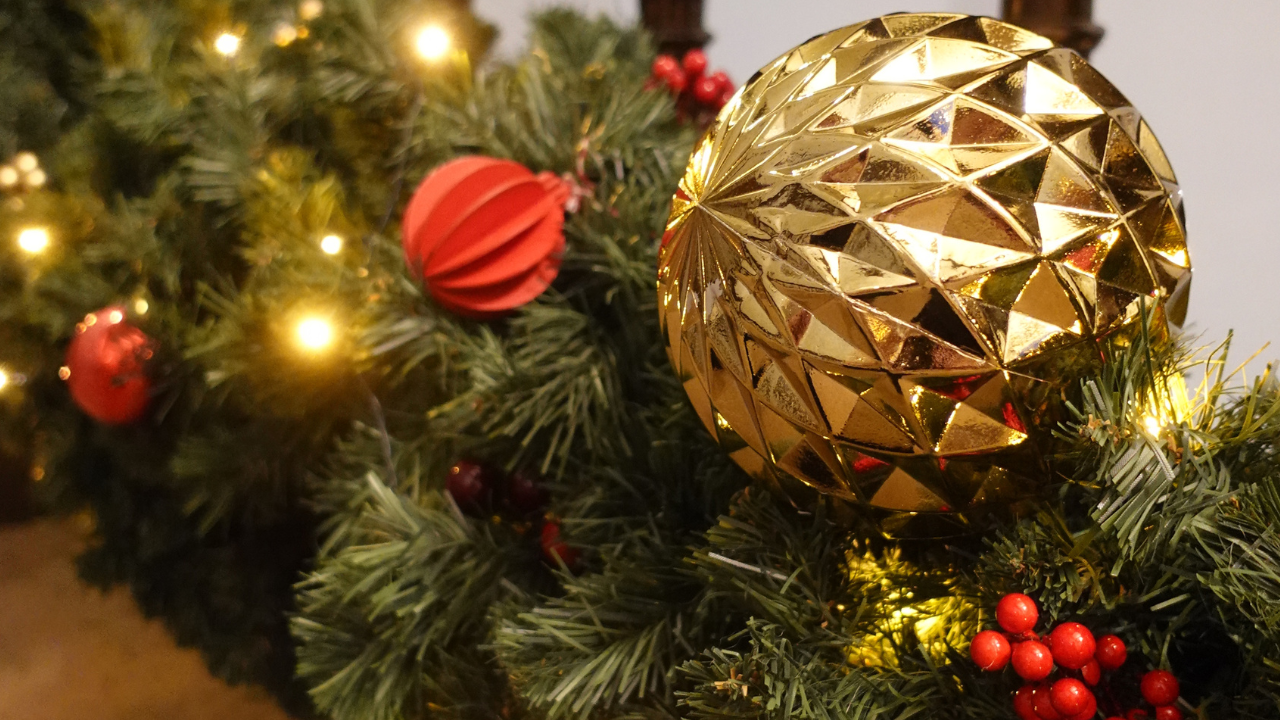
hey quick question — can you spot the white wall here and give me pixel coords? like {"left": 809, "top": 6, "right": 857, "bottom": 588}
{"left": 477, "top": 0, "right": 1280, "bottom": 368}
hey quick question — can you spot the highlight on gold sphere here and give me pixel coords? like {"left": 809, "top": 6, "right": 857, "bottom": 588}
{"left": 17, "top": 227, "right": 50, "bottom": 254}
{"left": 414, "top": 25, "right": 451, "bottom": 61}
{"left": 214, "top": 32, "right": 242, "bottom": 57}
{"left": 320, "top": 234, "right": 344, "bottom": 255}
{"left": 295, "top": 316, "right": 335, "bottom": 351}
{"left": 657, "top": 13, "right": 1190, "bottom": 535}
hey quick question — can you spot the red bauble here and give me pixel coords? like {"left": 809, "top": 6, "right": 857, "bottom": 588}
{"left": 1154, "top": 706, "right": 1182, "bottom": 720}
{"left": 402, "top": 156, "right": 570, "bottom": 318}
{"left": 1081, "top": 659, "right": 1101, "bottom": 686}
{"left": 1032, "top": 683, "right": 1063, "bottom": 720}
{"left": 1140, "top": 670, "right": 1180, "bottom": 707}
{"left": 998, "top": 593, "right": 1040, "bottom": 635}
{"left": 1014, "top": 686, "right": 1039, "bottom": 720}
{"left": 1049, "top": 623, "right": 1096, "bottom": 670}
{"left": 693, "top": 76, "right": 721, "bottom": 105}
{"left": 540, "top": 519, "right": 579, "bottom": 567}
{"left": 1095, "top": 635, "right": 1128, "bottom": 671}
{"left": 1050, "top": 679, "right": 1092, "bottom": 716}
{"left": 681, "top": 49, "right": 708, "bottom": 78}
{"left": 1065, "top": 692, "right": 1098, "bottom": 720}
{"left": 651, "top": 54, "right": 680, "bottom": 80}
{"left": 64, "top": 307, "right": 152, "bottom": 424}
{"left": 446, "top": 460, "right": 493, "bottom": 511}
{"left": 1012, "top": 640, "right": 1055, "bottom": 681}
{"left": 970, "top": 630, "right": 1011, "bottom": 671}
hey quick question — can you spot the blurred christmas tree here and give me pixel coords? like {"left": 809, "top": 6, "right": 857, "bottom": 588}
{"left": 1, "top": 3, "right": 1279, "bottom": 720}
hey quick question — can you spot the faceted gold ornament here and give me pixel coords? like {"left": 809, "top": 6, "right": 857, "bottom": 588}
{"left": 657, "top": 13, "right": 1190, "bottom": 535}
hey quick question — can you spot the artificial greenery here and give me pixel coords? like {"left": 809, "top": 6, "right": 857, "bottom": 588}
{"left": 1, "top": 2, "right": 1278, "bottom": 720}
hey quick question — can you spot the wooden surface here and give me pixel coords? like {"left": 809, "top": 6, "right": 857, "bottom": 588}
{"left": 0, "top": 517, "right": 293, "bottom": 720}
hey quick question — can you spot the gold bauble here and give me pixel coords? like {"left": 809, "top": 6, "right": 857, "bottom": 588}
{"left": 657, "top": 13, "right": 1190, "bottom": 535}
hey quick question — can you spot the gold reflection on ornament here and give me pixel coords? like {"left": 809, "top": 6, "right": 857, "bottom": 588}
{"left": 657, "top": 14, "right": 1189, "bottom": 534}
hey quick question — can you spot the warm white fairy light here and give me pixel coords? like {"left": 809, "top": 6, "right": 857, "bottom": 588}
{"left": 296, "top": 316, "right": 334, "bottom": 351}
{"left": 273, "top": 22, "right": 298, "bottom": 46}
{"left": 214, "top": 32, "right": 242, "bottom": 57}
{"left": 414, "top": 25, "right": 450, "bottom": 61}
{"left": 134, "top": 298, "right": 150, "bottom": 315}
{"left": 0, "top": 368, "right": 9, "bottom": 392}
{"left": 13, "top": 152, "right": 37, "bottom": 173}
{"left": 26, "top": 169, "right": 46, "bottom": 187}
{"left": 298, "top": 0, "right": 324, "bottom": 21}
{"left": 17, "top": 227, "right": 50, "bottom": 254}
{"left": 0, "top": 166, "right": 17, "bottom": 187}
{"left": 320, "top": 234, "right": 343, "bottom": 255}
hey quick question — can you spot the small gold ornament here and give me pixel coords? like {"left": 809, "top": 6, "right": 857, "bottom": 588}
{"left": 657, "top": 14, "right": 1190, "bottom": 535}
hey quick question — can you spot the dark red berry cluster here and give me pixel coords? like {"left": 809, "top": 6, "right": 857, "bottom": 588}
{"left": 649, "top": 50, "right": 734, "bottom": 122}
{"left": 971, "top": 593, "right": 1183, "bottom": 720}
{"left": 446, "top": 459, "right": 577, "bottom": 568}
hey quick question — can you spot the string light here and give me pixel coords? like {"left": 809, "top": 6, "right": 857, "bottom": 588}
{"left": 17, "top": 227, "right": 50, "bottom": 254}
{"left": 414, "top": 25, "right": 451, "bottom": 61}
{"left": 0, "top": 166, "right": 18, "bottom": 188}
{"left": 214, "top": 32, "right": 242, "bottom": 57}
{"left": 296, "top": 316, "right": 335, "bottom": 351}
{"left": 320, "top": 234, "right": 343, "bottom": 255}
{"left": 13, "top": 153, "right": 37, "bottom": 173}
{"left": 0, "top": 368, "right": 9, "bottom": 392}
{"left": 134, "top": 299, "right": 150, "bottom": 315}
{"left": 273, "top": 22, "right": 298, "bottom": 47}
{"left": 298, "top": 0, "right": 324, "bottom": 21}
{"left": 26, "top": 169, "right": 45, "bottom": 187}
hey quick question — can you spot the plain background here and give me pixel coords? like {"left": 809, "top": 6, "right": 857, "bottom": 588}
{"left": 476, "top": 0, "right": 1280, "bottom": 372}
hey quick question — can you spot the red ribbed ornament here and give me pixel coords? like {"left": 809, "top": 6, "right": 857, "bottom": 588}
{"left": 64, "top": 307, "right": 152, "bottom": 424}
{"left": 402, "top": 156, "right": 570, "bottom": 318}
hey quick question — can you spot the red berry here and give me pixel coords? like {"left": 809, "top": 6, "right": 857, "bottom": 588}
{"left": 1141, "top": 670, "right": 1180, "bottom": 707}
{"left": 709, "top": 70, "right": 731, "bottom": 92}
{"left": 1050, "top": 679, "right": 1091, "bottom": 716}
{"left": 1032, "top": 683, "right": 1063, "bottom": 720}
{"left": 693, "top": 76, "right": 721, "bottom": 105}
{"left": 1012, "top": 640, "right": 1055, "bottom": 681}
{"left": 651, "top": 54, "right": 679, "bottom": 80}
{"left": 1094, "top": 635, "right": 1127, "bottom": 671}
{"left": 1049, "top": 622, "right": 1097, "bottom": 670}
{"left": 717, "top": 86, "right": 735, "bottom": 109}
{"left": 998, "top": 593, "right": 1040, "bottom": 634}
{"left": 1126, "top": 711, "right": 1150, "bottom": 720}
{"left": 446, "top": 460, "right": 492, "bottom": 511}
{"left": 664, "top": 67, "right": 688, "bottom": 95}
{"left": 1065, "top": 691, "right": 1098, "bottom": 720}
{"left": 540, "top": 519, "right": 580, "bottom": 568}
{"left": 504, "top": 470, "right": 547, "bottom": 516}
{"left": 1154, "top": 706, "right": 1182, "bottom": 720}
{"left": 1081, "top": 659, "right": 1101, "bottom": 686}
{"left": 970, "top": 630, "right": 1012, "bottom": 671}
{"left": 1014, "top": 686, "right": 1039, "bottom": 720}
{"left": 682, "top": 49, "right": 708, "bottom": 78}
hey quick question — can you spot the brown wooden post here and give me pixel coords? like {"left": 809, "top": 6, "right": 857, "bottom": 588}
{"left": 640, "top": 0, "right": 710, "bottom": 57}
{"left": 1002, "top": 0, "right": 1104, "bottom": 58}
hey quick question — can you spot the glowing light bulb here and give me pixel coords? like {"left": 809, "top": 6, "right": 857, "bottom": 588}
{"left": 273, "top": 23, "right": 298, "bottom": 46}
{"left": 26, "top": 169, "right": 46, "bottom": 187}
{"left": 107, "top": 310, "right": 124, "bottom": 324}
{"left": 0, "top": 166, "right": 18, "bottom": 187}
{"left": 134, "top": 299, "right": 150, "bottom": 315}
{"left": 298, "top": 0, "right": 324, "bottom": 21}
{"left": 296, "top": 317, "right": 334, "bottom": 351}
{"left": 13, "top": 152, "right": 37, "bottom": 173}
{"left": 17, "top": 227, "right": 49, "bottom": 254}
{"left": 0, "top": 368, "right": 9, "bottom": 391}
{"left": 214, "top": 32, "right": 242, "bottom": 57}
{"left": 320, "top": 234, "right": 343, "bottom": 254}
{"left": 415, "top": 25, "right": 450, "bottom": 61}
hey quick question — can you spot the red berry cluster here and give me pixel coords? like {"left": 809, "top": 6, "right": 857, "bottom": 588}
{"left": 445, "top": 460, "right": 578, "bottom": 568}
{"left": 649, "top": 50, "right": 734, "bottom": 122}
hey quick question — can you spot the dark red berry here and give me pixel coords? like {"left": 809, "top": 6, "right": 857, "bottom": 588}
{"left": 540, "top": 519, "right": 580, "bottom": 568}
{"left": 1081, "top": 659, "right": 1101, "bottom": 686}
{"left": 693, "top": 76, "right": 721, "bottom": 105}
{"left": 970, "top": 630, "right": 1012, "bottom": 671}
{"left": 651, "top": 54, "right": 679, "bottom": 80}
{"left": 664, "top": 67, "right": 688, "bottom": 95}
{"left": 998, "top": 593, "right": 1040, "bottom": 634}
{"left": 1140, "top": 670, "right": 1180, "bottom": 707}
{"left": 709, "top": 70, "right": 731, "bottom": 92}
{"left": 1050, "top": 678, "right": 1091, "bottom": 716}
{"left": 446, "top": 460, "right": 491, "bottom": 511}
{"left": 1154, "top": 706, "right": 1182, "bottom": 720}
{"left": 1032, "top": 683, "right": 1063, "bottom": 720}
{"left": 682, "top": 48, "right": 708, "bottom": 78}
{"left": 1012, "top": 640, "right": 1054, "bottom": 681}
{"left": 1095, "top": 635, "right": 1127, "bottom": 671}
{"left": 718, "top": 86, "right": 735, "bottom": 108}
{"left": 1065, "top": 691, "right": 1097, "bottom": 720}
{"left": 504, "top": 470, "right": 547, "bottom": 516}
{"left": 1049, "top": 622, "right": 1097, "bottom": 670}
{"left": 1014, "top": 685, "right": 1039, "bottom": 720}
{"left": 1126, "top": 711, "right": 1150, "bottom": 720}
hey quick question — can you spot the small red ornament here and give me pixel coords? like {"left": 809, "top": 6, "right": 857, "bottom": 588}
{"left": 682, "top": 49, "right": 708, "bottom": 78}
{"left": 1013, "top": 640, "right": 1055, "bottom": 682}
{"left": 1140, "top": 670, "right": 1180, "bottom": 707}
{"left": 402, "top": 157, "right": 570, "bottom": 318}
{"left": 651, "top": 54, "right": 680, "bottom": 80}
{"left": 1049, "top": 622, "right": 1097, "bottom": 670}
{"left": 540, "top": 518, "right": 579, "bottom": 568}
{"left": 1065, "top": 692, "right": 1097, "bottom": 720}
{"left": 1014, "top": 686, "right": 1039, "bottom": 720}
{"left": 64, "top": 307, "right": 152, "bottom": 424}
{"left": 1154, "top": 706, "right": 1182, "bottom": 720}
{"left": 1032, "top": 683, "right": 1063, "bottom": 720}
{"left": 1081, "top": 659, "right": 1101, "bottom": 686}
{"left": 1050, "top": 678, "right": 1091, "bottom": 716}
{"left": 970, "top": 630, "right": 1012, "bottom": 671}
{"left": 1095, "top": 635, "right": 1128, "bottom": 671}
{"left": 998, "top": 593, "right": 1040, "bottom": 635}
{"left": 693, "top": 76, "right": 721, "bottom": 105}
